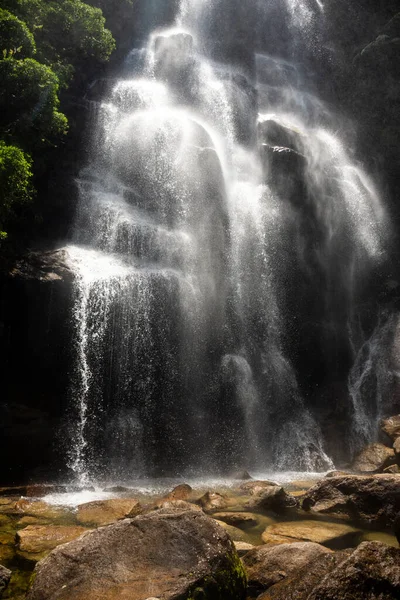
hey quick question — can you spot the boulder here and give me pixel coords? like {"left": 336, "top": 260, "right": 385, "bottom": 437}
{"left": 383, "top": 464, "right": 400, "bottom": 474}
{"left": 16, "top": 525, "right": 89, "bottom": 562}
{"left": 27, "top": 508, "right": 247, "bottom": 600}
{"left": 352, "top": 443, "right": 395, "bottom": 472}
{"left": 76, "top": 498, "right": 142, "bottom": 526}
{"left": 302, "top": 474, "right": 400, "bottom": 526}
{"left": 242, "top": 542, "right": 331, "bottom": 595}
{"left": 261, "top": 520, "right": 362, "bottom": 549}
{"left": 196, "top": 492, "right": 229, "bottom": 512}
{"left": 381, "top": 415, "right": 400, "bottom": 441}
{"left": 153, "top": 500, "right": 202, "bottom": 512}
{"left": 262, "top": 541, "right": 400, "bottom": 598}
{"left": 213, "top": 520, "right": 247, "bottom": 541}
{"left": 160, "top": 484, "right": 192, "bottom": 502}
{"left": 246, "top": 486, "right": 299, "bottom": 512}
{"left": 258, "top": 119, "right": 304, "bottom": 153}
{"left": 0, "top": 564, "right": 11, "bottom": 597}
{"left": 231, "top": 470, "right": 252, "bottom": 480}
{"left": 240, "top": 480, "right": 278, "bottom": 495}
{"left": 213, "top": 512, "right": 258, "bottom": 526}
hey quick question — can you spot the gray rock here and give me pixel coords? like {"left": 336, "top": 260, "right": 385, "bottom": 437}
{"left": 0, "top": 565, "right": 11, "bottom": 597}
{"left": 246, "top": 486, "right": 299, "bottom": 512}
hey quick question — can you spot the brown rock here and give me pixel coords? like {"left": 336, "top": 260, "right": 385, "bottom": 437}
{"left": 27, "top": 508, "right": 247, "bottom": 600}
{"left": 160, "top": 484, "right": 192, "bottom": 502}
{"left": 240, "top": 480, "right": 278, "bottom": 495}
{"left": 307, "top": 541, "right": 400, "bottom": 600}
{"left": 213, "top": 520, "right": 247, "bottom": 541}
{"left": 261, "top": 520, "right": 361, "bottom": 549}
{"left": 152, "top": 499, "right": 202, "bottom": 512}
{"left": 242, "top": 541, "right": 331, "bottom": 595}
{"left": 352, "top": 443, "right": 395, "bottom": 472}
{"left": 196, "top": 491, "right": 228, "bottom": 512}
{"left": 213, "top": 512, "right": 258, "bottom": 526}
{"left": 381, "top": 415, "right": 400, "bottom": 441}
{"left": 325, "top": 471, "right": 350, "bottom": 477}
{"left": 383, "top": 464, "right": 400, "bottom": 474}
{"left": 76, "top": 498, "right": 142, "bottom": 526}
{"left": 302, "top": 474, "right": 400, "bottom": 526}
{"left": 258, "top": 550, "right": 351, "bottom": 599}
{"left": 16, "top": 525, "right": 89, "bottom": 562}
{"left": 246, "top": 486, "right": 299, "bottom": 512}
{"left": 394, "top": 436, "right": 400, "bottom": 457}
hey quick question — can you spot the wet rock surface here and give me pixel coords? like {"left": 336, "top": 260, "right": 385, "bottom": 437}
{"left": 27, "top": 507, "right": 247, "bottom": 600}
{"left": 351, "top": 443, "right": 395, "bottom": 473}
{"left": 242, "top": 541, "right": 331, "bottom": 595}
{"left": 302, "top": 474, "right": 400, "bottom": 526}
{"left": 245, "top": 486, "right": 299, "bottom": 512}
{"left": 16, "top": 525, "right": 90, "bottom": 562}
{"left": 261, "top": 520, "right": 362, "bottom": 549}
{"left": 0, "top": 564, "right": 11, "bottom": 597}
{"left": 76, "top": 498, "right": 142, "bottom": 526}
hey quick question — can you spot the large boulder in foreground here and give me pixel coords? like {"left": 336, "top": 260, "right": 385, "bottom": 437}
{"left": 302, "top": 474, "right": 400, "bottom": 526}
{"left": 260, "top": 541, "right": 400, "bottom": 599}
{"left": 27, "top": 507, "right": 247, "bottom": 600}
{"left": 351, "top": 443, "right": 395, "bottom": 473}
{"left": 242, "top": 542, "right": 331, "bottom": 595}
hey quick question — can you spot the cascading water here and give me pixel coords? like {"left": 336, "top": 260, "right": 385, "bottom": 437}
{"left": 66, "top": 0, "right": 389, "bottom": 483}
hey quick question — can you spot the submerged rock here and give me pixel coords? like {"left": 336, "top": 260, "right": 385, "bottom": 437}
{"left": 14, "top": 500, "right": 72, "bottom": 523}
{"left": 352, "top": 442, "right": 395, "bottom": 472}
{"left": 239, "top": 480, "right": 278, "bottom": 495}
{"left": 213, "top": 512, "right": 258, "bottom": 526}
{"left": 242, "top": 541, "right": 331, "bottom": 595}
{"left": 76, "top": 498, "right": 142, "bottom": 526}
{"left": 27, "top": 508, "right": 247, "bottom": 600}
{"left": 261, "top": 520, "right": 362, "bottom": 549}
{"left": 16, "top": 525, "right": 89, "bottom": 562}
{"left": 302, "top": 474, "right": 400, "bottom": 526}
{"left": 381, "top": 415, "right": 400, "bottom": 441}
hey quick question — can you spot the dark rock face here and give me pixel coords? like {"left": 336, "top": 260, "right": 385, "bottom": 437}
{"left": 27, "top": 508, "right": 247, "bottom": 600}
{"left": 242, "top": 542, "right": 331, "bottom": 595}
{"left": 258, "top": 541, "right": 400, "bottom": 600}
{"left": 0, "top": 249, "right": 74, "bottom": 483}
{"left": 302, "top": 475, "right": 400, "bottom": 526}
{"left": 0, "top": 565, "right": 11, "bottom": 598}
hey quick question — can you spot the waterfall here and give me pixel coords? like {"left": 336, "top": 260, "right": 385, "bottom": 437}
{"left": 65, "top": 0, "right": 388, "bottom": 482}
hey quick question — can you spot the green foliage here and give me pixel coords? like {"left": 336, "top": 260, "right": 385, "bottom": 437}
{"left": 0, "top": 58, "right": 68, "bottom": 146}
{"left": 0, "top": 8, "right": 36, "bottom": 59}
{"left": 0, "top": 141, "right": 33, "bottom": 236}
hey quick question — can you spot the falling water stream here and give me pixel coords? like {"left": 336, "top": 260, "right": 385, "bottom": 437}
{"left": 65, "top": 0, "right": 388, "bottom": 484}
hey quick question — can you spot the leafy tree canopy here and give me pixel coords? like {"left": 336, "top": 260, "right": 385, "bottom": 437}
{"left": 0, "top": 141, "right": 33, "bottom": 238}
{"left": 0, "top": 8, "right": 36, "bottom": 59}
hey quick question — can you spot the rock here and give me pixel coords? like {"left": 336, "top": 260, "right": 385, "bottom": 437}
{"left": 302, "top": 474, "right": 400, "bottom": 526}
{"left": 161, "top": 484, "right": 192, "bottom": 502}
{"left": 257, "top": 550, "right": 351, "bottom": 599}
{"left": 213, "top": 520, "right": 247, "bottom": 541}
{"left": 258, "top": 118, "right": 304, "bottom": 153}
{"left": 384, "top": 464, "right": 400, "bottom": 474}
{"left": 261, "top": 520, "right": 362, "bottom": 549}
{"left": 234, "top": 541, "right": 255, "bottom": 556}
{"left": 196, "top": 492, "right": 229, "bottom": 512}
{"left": 394, "top": 436, "right": 400, "bottom": 458}
{"left": 102, "top": 486, "right": 132, "bottom": 493}
{"left": 352, "top": 443, "right": 395, "bottom": 472}
{"left": 213, "top": 512, "right": 258, "bottom": 526}
{"left": 25, "top": 484, "right": 67, "bottom": 498}
{"left": 381, "top": 415, "right": 400, "bottom": 441}
{"left": 27, "top": 508, "right": 247, "bottom": 600}
{"left": 0, "top": 564, "right": 11, "bottom": 597}
{"left": 76, "top": 498, "right": 142, "bottom": 526}
{"left": 152, "top": 500, "right": 202, "bottom": 512}
{"left": 16, "top": 525, "right": 89, "bottom": 562}
{"left": 14, "top": 499, "right": 72, "bottom": 522}
{"left": 246, "top": 486, "right": 299, "bottom": 512}
{"left": 394, "top": 513, "right": 400, "bottom": 544}
{"left": 242, "top": 541, "right": 331, "bottom": 595}
{"left": 239, "top": 480, "right": 278, "bottom": 495}
{"left": 325, "top": 471, "right": 350, "bottom": 478}
{"left": 306, "top": 541, "right": 400, "bottom": 600}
